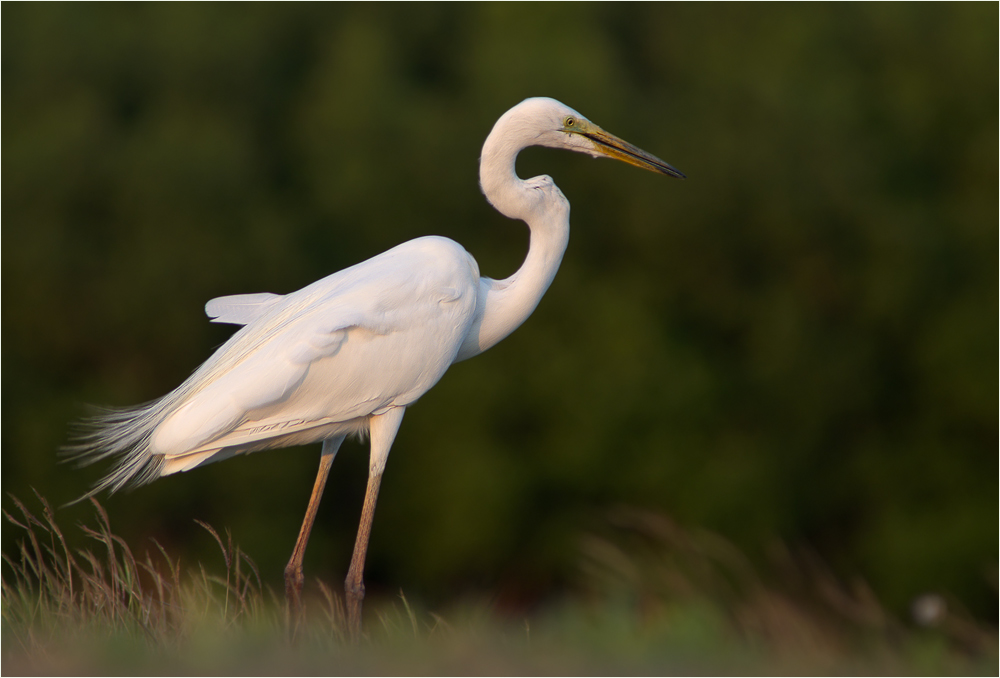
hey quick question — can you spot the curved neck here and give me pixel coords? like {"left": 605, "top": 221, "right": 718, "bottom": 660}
{"left": 455, "top": 118, "right": 571, "bottom": 362}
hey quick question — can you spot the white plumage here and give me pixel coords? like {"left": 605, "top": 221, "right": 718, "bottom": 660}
{"left": 67, "top": 97, "right": 684, "bottom": 636}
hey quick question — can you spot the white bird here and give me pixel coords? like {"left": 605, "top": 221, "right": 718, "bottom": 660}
{"left": 68, "top": 97, "right": 684, "bottom": 637}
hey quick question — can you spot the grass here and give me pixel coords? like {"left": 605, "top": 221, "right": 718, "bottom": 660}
{"left": 2, "top": 493, "right": 996, "bottom": 675}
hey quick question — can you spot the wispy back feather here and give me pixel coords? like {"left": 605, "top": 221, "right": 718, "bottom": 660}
{"left": 63, "top": 400, "right": 171, "bottom": 500}
{"left": 63, "top": 272, "right": 362, "bottom": 499}
{"left": 63, "top": 295, "right": 306, "bottom": 499}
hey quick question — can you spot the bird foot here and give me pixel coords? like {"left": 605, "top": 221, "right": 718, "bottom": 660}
{"left": 345, "top": 579, "right": 365, "bottom": 642}
{"left": 284, "top": 563, "right": 306, "bottom": 628}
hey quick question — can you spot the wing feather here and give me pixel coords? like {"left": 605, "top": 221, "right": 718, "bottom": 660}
{"left": 150, "top": 237, "right": 480, "bottom": 457}
{"left": 71, "top": 236, "right": 482, "bottom": 494}
{"left": 206, "top": 292, "right": 283, "bottom": 325}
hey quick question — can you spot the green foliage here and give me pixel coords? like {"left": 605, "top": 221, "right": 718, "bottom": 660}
{"left": 2, "top": 2, "right": 996, "bottom": 628}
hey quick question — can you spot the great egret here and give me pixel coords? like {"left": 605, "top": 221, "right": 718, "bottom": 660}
{"left": 68, "top": 97, "right": 684, "bottom": 638}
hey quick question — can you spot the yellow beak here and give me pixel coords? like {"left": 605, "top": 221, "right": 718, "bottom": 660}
{"left": 567, "top": 121, "right": 686, "bottom": 179}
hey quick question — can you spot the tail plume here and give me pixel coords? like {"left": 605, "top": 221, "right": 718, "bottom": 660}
{"left": 62, "top": 400, "right": 170, "bottom": 501}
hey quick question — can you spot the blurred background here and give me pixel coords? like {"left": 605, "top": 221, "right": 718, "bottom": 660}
{"left": 3, "top": 3, "right": 996, "bottom": 624}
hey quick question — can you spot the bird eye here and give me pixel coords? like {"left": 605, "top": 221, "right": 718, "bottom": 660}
{"left": 564, "top": 116, "right": 576, "bottom": 128}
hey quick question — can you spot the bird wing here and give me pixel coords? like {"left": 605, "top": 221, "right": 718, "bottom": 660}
{"left": 205, "top": 292, "right": 283, "bottom": 325}
{"left": 151, "top": 236, "right": 480, "bottom": 458}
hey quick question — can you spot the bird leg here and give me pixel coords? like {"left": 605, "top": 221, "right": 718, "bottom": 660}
{"left": 284, "top": 436, "right": 344, "bottom": 623}
{"left": 344, "top": 407, "right": 405, "bottom": 642}
{"left": 345, "top": 468, "right": 383, "bottom": 641}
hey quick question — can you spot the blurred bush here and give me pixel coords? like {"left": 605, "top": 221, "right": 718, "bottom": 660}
{"left": 2, "top": 4, "right": 996, "bottom": 621}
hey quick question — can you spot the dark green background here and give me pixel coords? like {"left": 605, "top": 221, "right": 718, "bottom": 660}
{"left": 3, "top": 4, "right": 996, "bottom": 620}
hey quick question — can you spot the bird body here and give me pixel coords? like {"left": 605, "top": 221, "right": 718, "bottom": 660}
{"left": 68, "top": 97, "right": 684, "bottom": 637}
{"left": 156, "top": 235, "right": 480, "bottom": 474}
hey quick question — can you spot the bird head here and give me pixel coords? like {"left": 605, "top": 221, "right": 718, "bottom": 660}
{"left": 479, "top": 97, "right": 684, "bottom": 222}
{"left": 519, "top": 97, "right": 686, "bottom": 179}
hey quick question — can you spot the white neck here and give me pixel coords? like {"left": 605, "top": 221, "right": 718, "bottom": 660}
{"left": 454, "top": 113, "right": 571, "bottom": 362}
